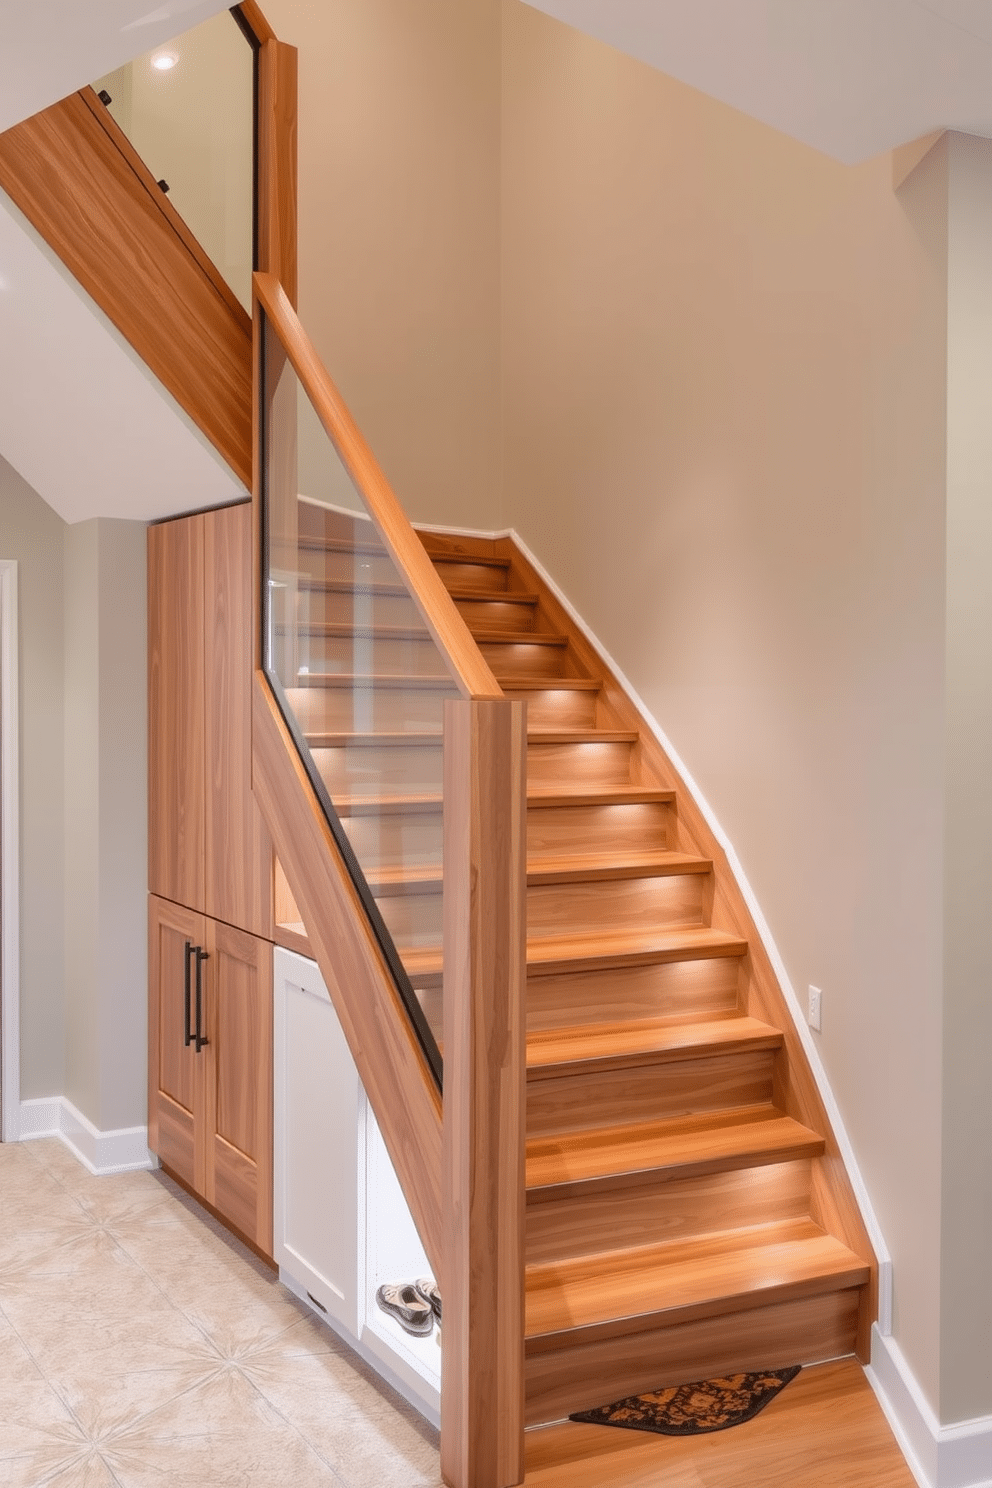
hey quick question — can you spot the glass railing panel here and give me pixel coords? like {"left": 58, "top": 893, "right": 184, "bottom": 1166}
{"left": 262, "top": 311, "right": 458, "bottom": 1080}
{"left": 93, "top": 9, "right": 254, "bottom": 310}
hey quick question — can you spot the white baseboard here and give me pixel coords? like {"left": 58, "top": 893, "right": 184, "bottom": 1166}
{"left": 868, "top": 1326, "right": 992, "bottom": 1488}
{"left": 17, "top": 1097, "right": 157, "bottom": 1175}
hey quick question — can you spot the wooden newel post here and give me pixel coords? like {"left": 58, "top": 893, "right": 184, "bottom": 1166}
{"left": 441, "top": 697, "right": 528, "bottom": 1488}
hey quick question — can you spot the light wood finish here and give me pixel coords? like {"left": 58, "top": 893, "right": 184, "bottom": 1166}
{"left": 148, "top": 897, "right": 272, "bottom": 1253}
{"left": 202, "top": 918, "right": 274, "bottom": 1254}
{"left": 442, "top": 700, "right": 528, "bottom": 1488}
{"left": 527, "top": 958, "right": 741, "bottom": 1033}
{"left": 148, "top": 896, "right": 205, "bottom": 1193}
{"left": 0, "top": 91, "right": 252, "bottom": 486}
{"left": 148, "top": 516, "right": 206, "bottom": 912}
{"left": 523, "top": 1356, "right": 915, "bottom": 1486}
{"left": 253, "top": 273, "right": 502, "bottom": 701}
{"left": 251, "top": 671, "right": 443, "bottom": 1269}
{"left": 149, "top": 505, "right": 273, "bottom": 935}
{"left": 526, "top": 1105, "right": 820, "bottom": 1193}
{"left": 258, "top": 42, "right": 298, "bottom": 307}
{"left": 204, "top": 504, "right": 273, "bottom": 938}
{"left": 427, "top": 528, "right": 878, "bottom": 1368}
{"left": 526, "top": 1014, "right": 782, "bottom": 1079}
{"left": 234, "top": 0, "right": 276, "bottom": 44}
{"left": 526, "top": 1157, "right": 814, "bottom": 1267}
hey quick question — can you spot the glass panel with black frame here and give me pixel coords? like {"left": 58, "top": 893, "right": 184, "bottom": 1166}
{"left": 93, "top": 8, "right": 255, "bottom": 311}
{"left": 261, "top": 309, "right": 455, "bottom": 1087}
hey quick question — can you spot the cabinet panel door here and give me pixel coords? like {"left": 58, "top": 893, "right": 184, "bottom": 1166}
{"left": 148, "top": 515, "right": 206, "bottom": 911}
{"left": 203, "top": 503, "right": 273, "bottom": 939}
{"left": 203, "top": 919, "right": 273, "bottom": 1254}
{"left": 149, "top": 896, "right": 206, "bottom": 1192}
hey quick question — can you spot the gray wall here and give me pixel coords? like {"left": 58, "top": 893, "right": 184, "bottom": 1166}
{"left": 0, "top": 459, "right": 148, "bottom": 1132}
{"left": 0, "top": 455, "right": 67, "bottom": 1101}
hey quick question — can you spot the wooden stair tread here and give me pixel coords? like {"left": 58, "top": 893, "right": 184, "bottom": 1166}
{"left": 472, "top": 630, "right": 569, "bottom": 647}
{"left": 501, "top": 676, "right": 601, "bottom": 692}
{"left": 526, "top": 1014, "right": 782, "bottom": 1079}
{"left": 297, "top": 577, "right": 408, "bottom": 597}
{"left": 526, "top": 925, "right": 748, "bottom": 973}
{"left": 330, "top": 784, "right": 677, "bottom": 813}
{"left": 304, "top": 729, "right": 637, "bottom": 748}
{"left": 526, "top": 1104, "right": 823, "bottom": 1193}
{"left": 526, "top": 849, "right": 710, "bottom": 883}
{"left": 431, "top": 554, "right": 511, "bottom": 571}
{"left": 524, "top": 1221, "right": 870, "bottom": 1348}
{"left": 400, "top": 925, "right": 748, "bottom": 982}
{"left": 293, "top": 672, "right": 456, "bottom": 690}
{"left": 448, "top": 586, "right": 538, "bottom": 605}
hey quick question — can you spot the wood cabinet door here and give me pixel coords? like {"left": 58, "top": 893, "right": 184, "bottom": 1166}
{"left": 203, "top": 504, "right": 273, "bottom": 939}
{"left": 148, "top": 514, "right": 206, "bottom": 912}
{"left": 149, "top": 895, "right": 207, "bottom": 1193}
{"left": 203, "top": 919, "right": 273, "bottom": 1255}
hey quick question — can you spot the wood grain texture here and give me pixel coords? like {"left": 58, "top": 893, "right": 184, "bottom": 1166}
{"left": 234, "top": 0, "right": 276, "bottom": 44}
{"left": 441, "top": 700, "right": 528, "bottom": 1488}
{"left": 0, "top": 91, "right": 252, "bottom": 485}
{"left": 148, "top": 517, "right": 206, "bottom": 913}
{"left": 148, "top": 896, "right": 206, "bottom": 1192}
{"left": 523, "top": 1288, "right": 862, "bottom": 1428}
{"left": 203, "top": 918, "right": 273, "bottom": 1254}
{"left": 522, "top": 1357, "right": 915, "bottom": 1486}
{"left": 251, "top": 671, "right": 444, "bottom": 1268}
{"left": 493, "top": 531, "right": 880, "bottom": 1354}
{"left": 258, "top": 42, "right": 298, "bottom": 307}
{"left": 253, "top": 274, "right": 502, "bottom": 701}
{"left": 203, "top": 504, "right": 273, "bottom": 938}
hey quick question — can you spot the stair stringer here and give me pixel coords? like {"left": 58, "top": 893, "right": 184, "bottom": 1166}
{"left": 417, "top": 521, "right": 886, "bottom": 1364}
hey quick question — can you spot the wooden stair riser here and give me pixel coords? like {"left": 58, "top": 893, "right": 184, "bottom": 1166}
{"left": 338, "top": 805, "right": 442, "bottom": 870}
{"left": 297, "top": 585, "right": 421, "bottom": 629}
{"left": 503, "top": 684, "right": 599, "bottom": 729}
{"left": 526, "top": 1159, "right": 814, "bottom": 1268}
{"left": 478, "top": 638, "right": 572, "bottom": 680}
{"left": 310, "top": 735, "right": 637, "bottom": 798}
{"left": 293, "top": 635, "right": 450, "bottom": 676}
{"left": 296, "top": 545, "right": 398, "bottom": 587}
{"left": 526, "top": 739, "right": 634, "bottom": 788}
{"left": 374, "top": 884, "right": 441, "bottom": 952}
{"left": 526, "top": 1048, "right": 776, "bottom": 1138}
{"left": 526, "top": 958, "right": 741, "bottom": 1032}
{"left": 523, "top": 1287, "right": 862, "bottom": 1427}
{"left": 285, "top": 681, "right": 455, "bottom": 734}
{"left": 455, "top": 594, "right": 539, "bottom": 632}
{"left": 527, "top": 800, "right": 671, "bottom": 856}
{"left": 431, "top": 556, "right": 509, "bottom": 592}
{"left": 527, "top": 874, "right": 707, "bottom": 939}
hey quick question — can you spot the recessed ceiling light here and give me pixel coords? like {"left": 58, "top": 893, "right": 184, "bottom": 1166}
{"left": 152, "top": 51, "right": 178, "bottom": 70}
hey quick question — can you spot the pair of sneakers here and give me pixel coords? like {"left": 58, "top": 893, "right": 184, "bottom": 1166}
{"left": 375, "top": 1278, "right": 442, "bottom": 1337}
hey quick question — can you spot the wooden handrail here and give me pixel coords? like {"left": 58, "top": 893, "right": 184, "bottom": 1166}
{"left": 254, "top": 271, "right": 504, "bottom": 702}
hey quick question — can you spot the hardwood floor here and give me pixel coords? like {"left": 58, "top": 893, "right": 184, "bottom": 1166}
{"left": 522, "top": 1358, "right": 916, "bottom": 1487}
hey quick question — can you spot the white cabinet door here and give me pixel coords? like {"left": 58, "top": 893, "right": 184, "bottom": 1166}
{"left": 273, "top": 947, "right": 360, "bottom": 1335}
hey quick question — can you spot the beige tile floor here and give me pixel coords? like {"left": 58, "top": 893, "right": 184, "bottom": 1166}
{"left": 0, "top": 1138, "right": 443, "bottom": 1488}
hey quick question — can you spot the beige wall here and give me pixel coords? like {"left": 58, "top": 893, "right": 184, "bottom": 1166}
{"left": 265, "top": 0, "right": 504, "bottom": 532}
{"left": 501, "top": 1, "right": 949, "bottom": 1414}
{"left": 0, "top": 457, "right": 66, "bottom": 1101}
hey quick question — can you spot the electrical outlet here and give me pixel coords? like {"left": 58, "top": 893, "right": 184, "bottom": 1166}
{"left": 808, "top": 985, "right": 822, "bottom": 1032}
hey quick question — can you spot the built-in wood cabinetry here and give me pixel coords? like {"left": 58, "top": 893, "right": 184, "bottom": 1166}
{"left": 148, "top": 501, "right": 272, "bottom": 938}
{"left": 148, "top": 895, "right": 273, "bottom": 1254}
{"left": 148, "top": 502, "right": 275, "bottom": 1255}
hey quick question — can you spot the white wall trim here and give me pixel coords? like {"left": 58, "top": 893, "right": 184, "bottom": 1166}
{"left": 17, "top": 1096, "right": 156, "bottom": 1174}
{"left": 868, "top": 1326, "right": 992, "bottom": 1488}
{"left": 0, "top": 559, "right": 20, "bottom": 1143}
{"left": 412, "top": 519, "right": 895, "bottom": 1331}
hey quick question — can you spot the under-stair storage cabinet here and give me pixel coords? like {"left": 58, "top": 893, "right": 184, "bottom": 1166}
{"left": 148, "top": 502, "right": 272, "bottom": 937}
{"left": 148, "top": 502, "right": 275, "bottom": 1254}
{"left": 148, "top": 895, "right": 273, "bottom": 1252}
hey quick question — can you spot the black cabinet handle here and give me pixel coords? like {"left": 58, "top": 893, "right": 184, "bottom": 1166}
{"left": 183, "top": 940, "right": 193, "bottom": 1047}
{"left": 194, "top": 947, "right": 210, "bottom": 1053}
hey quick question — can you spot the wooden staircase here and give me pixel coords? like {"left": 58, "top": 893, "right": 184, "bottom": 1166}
{"left": 289, "top": 503, "right": 875, "bottom": 1435}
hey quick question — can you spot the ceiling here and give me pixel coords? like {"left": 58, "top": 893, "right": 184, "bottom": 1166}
{"left": 524, "top": 0, "right": 992, "bottom": 163}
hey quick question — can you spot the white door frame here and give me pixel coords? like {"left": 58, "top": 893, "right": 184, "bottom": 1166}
{"left": 1, "top": 560, "right": 19, "bottom": 1140}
